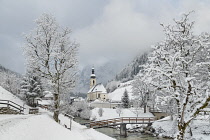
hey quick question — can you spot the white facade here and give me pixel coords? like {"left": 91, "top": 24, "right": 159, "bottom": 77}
{"left": 87, "top": 68, "right": 109, "bottom": 102}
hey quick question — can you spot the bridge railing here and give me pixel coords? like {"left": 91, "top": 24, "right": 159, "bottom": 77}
{"left": 0, "top": 99, "right": 25, "bottom": 113}
{"left": 89, "top": 117, "right": 154, "bottom": 128}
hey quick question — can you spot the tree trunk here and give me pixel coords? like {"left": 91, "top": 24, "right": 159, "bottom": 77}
{"left": 53, "top": 80, "right": 60, "bottom": 123}
{"left": 144, "top": 104, "right": 146, "bottom": 113}
{"left": 53, "top": 93, "right": 59, "bottom": 122}
{"left": 177, "top": 123, "right": 186, "bottom": 140}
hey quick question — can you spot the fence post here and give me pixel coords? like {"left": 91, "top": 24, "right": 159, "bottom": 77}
{"left": 7, "top": 100, "right": 9, "bottom": 108}
{"left": 70, "top": 118, "right": 72, "bottom": 130}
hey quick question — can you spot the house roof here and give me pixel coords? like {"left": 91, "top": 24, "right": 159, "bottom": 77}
{"left": 44, "top": 92, "right": 53, "bottom": 98}
{"left": 88, "top": 83, "right": 107, "bottom": 94}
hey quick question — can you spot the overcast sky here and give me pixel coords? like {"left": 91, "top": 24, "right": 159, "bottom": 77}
{"left": 1, "top": 0, "right": 210, "bottom": 73}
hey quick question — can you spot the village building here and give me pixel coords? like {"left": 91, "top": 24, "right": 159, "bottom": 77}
{"left": 87, "top": 68, "right": 109, "bottom": 102}
{"left": 38, "top": 91, "right": 53, "bottom": 109}
{"left": 87, "top": 68, "right": 122, "bottom": 108}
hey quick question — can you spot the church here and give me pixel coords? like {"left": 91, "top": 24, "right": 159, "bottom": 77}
{"left": 87, "top": 68, "right": 109, "bottom": 102}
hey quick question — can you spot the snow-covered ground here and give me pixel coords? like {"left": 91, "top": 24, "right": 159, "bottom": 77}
{"left": 108, "top": 80, "right": 135, "bottom": 101}
{"left": 0, "top": 113, "right": 115, "bottom": 140}
{"left": 152, "top": 116, "right": 210, "bottom": 140}
{"left": 0, "top": 86, "right": 115, "bottom": 140}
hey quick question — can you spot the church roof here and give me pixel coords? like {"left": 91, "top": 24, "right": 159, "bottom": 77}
{"left": 88, "top": 83, "right": 107, "bottom": 94}
{"left": 90, "top": 74, "right": 96, "bottom": 78}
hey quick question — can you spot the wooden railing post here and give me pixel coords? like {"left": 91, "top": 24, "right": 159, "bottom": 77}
{"left": 7, "top": 100, "right": 9, "bottom": 108}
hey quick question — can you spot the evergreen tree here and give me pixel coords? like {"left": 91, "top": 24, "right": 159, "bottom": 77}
{"left": 20, "top": 72, "right": 42, "bottom": 107}
{"left": 121, "top": 89, "right": 130, "bottom": 108}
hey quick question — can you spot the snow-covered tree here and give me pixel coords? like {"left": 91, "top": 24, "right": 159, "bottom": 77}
{"left": 0, "top": 71, "right": 21, "bottom": 97}
{"left": 132, "top": 75, "right": 151, "bottom": 113}
{"left": 98, "top": 108, "right": 104, "bottom": 117}
{"left": 142, "top": 12, "right": 210, "bottom": 140}
{"left": 67, "top": 101, "right": 91, "bottom": 119}
{"left": 20, "top": 71, "right": 42, "bottom": 107}
{"left": 106, "top": 80, "right": 120, "bottom": 93}
{"left": 23, "top": 14, "right": 78, "bottom": 122}
{"left": 121, "top": 89, "right": 130, "bottom": 108}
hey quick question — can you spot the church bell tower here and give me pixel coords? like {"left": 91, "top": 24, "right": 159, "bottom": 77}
{"left": 90, "top": 67, "right": 96, "bottom": 89}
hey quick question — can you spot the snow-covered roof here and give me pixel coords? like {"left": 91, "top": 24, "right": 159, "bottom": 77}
{"left": 90, "top": 74, "right": 96, "bottom": 77}
{"left": 38, "top": 100, "right": 53, "bottom": 105}
{"left": 44, "top": 92, "right": 53, "bottom": 98}
{"left": 88, "top": 83, "right": 107, "bottom": 94}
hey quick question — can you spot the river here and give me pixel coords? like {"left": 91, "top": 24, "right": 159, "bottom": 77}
{"left": 74, "top": 117, "right": 169, "bottom": 140}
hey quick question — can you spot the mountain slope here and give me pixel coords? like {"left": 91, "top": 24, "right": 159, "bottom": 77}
{"left": 115, "top": 52, "right": 148, "bottom": 82}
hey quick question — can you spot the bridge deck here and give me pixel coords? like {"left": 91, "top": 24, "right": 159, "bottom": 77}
{"left": 89, "top": 117, "right": 154, "bottom": 128}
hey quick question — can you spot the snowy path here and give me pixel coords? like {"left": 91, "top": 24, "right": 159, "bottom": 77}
{"left": 0, "top": 114, "right": 115, "bottom": 140}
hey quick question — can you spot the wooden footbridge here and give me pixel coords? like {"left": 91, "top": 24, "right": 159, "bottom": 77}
{"left": 87, "top": 117, "right": 154, "bottom": 137}
{"left": 89, "top": 117, "right": 154, "bottom": 128}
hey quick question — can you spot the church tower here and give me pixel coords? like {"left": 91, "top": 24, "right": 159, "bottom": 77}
{"left": 90, "top": 67, "right": 96, "bottom": 89}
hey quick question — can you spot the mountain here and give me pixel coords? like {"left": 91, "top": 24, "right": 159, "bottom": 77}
{"left": 115, "top": 52, "right": 148, "bottom": 82}
{"left": 106, "top": 52, "right": 148, "bottom": 95}
{"left": 74, "top": 52, "right": 149, "bottom": 96}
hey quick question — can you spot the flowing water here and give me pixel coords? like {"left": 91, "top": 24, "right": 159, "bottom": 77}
{"left": 74, "top": 117, "right": 169, "bottom": 140}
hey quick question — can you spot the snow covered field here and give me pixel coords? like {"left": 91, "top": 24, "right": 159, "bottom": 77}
{"left": 0, "top": 86, "right": 115, "bottom": 140}
{"left": 0, "top": 113, "right": 115, "bottom": 140}
{"left": 108, "top": 80, "right": 135, "bottom": 102}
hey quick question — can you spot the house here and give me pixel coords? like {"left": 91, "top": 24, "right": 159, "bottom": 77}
{"left": 38, "top": 91, "right": 53, "bottom": 109}
{"left": 87, "top": 68, "right": 109, "bottom": 102}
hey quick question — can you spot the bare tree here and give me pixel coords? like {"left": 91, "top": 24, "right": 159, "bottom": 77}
{"left": 131, "top": 99, "right": 142, "bottom": 117}
{"left": 98, "top": 108, "right": 104, "bottom": 117}
{"left": 116, "top": 106, "right": 123, "bottom": 117}
{"left": 23, "top": 14, "right": 78, "bottom": 122}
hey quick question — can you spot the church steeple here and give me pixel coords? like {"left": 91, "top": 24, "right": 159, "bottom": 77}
{"left": 90, "top": 67, "right": 96, "bottom": 89}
